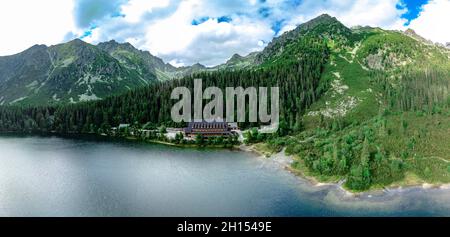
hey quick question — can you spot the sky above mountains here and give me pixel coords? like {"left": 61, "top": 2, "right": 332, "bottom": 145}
{"left": 0, "top": 0, "right": 448, "bottom": 67}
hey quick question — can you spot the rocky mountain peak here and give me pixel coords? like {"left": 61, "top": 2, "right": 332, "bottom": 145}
{"left": 255, "top": 13, "right": 351, "bottom": 64}
{"left": 298, "top": 13, "right": 342, "bottom": 31}
{"left": 66, "top": 38, "right": 90, "bottom": 47}
{"left": 404, "top": 28, "right": 433, "bottom": 45}
{"left": 97, "top": 40, "right": 136, "bottom": 53}
{"left": 310, "top": 13, "right": 335, "bottom": 23}
{"left": 226, "top": 53, "right": 244, "bottom": 64}
{"left": 191, "top": 63, "right": 206, "bottom": 69}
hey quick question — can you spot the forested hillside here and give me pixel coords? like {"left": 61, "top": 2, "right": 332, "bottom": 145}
{"left": 281, "top": 23, "right": 450, "bottom": 191}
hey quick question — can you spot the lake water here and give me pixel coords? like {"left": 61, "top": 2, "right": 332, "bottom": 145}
{"left": 1, "top": 134, "right": 450, "bottom": 217}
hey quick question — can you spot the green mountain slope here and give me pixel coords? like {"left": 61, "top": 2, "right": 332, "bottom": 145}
{"left": 97, "top": 40, "right": 208, "bottom": 81}
{"left": 283, "top": 23, "right": 450, "bottom": 191}
{"left": 211, "top": 52, "right": 258, "bottom": 71}
{"left": 256, "top": 14, "right": 355, "bottom": 64}
{"left": 0, "top": 39, "right": 157, "bottom": 105}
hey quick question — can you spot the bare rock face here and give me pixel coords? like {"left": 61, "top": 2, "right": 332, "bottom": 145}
{"left": 366, "top": 54, "right": 384, "bottom": 70}
{"left": 446, "top": 42, "right": 450, "bottom": 49}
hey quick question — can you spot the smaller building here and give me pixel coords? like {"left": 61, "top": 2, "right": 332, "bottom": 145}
{"left": 184, "top": 121, "right": 236, "bottom": 138}
{"left": 111, "top": 124, "right": 131, "bottom": 135}
{"left": 228, "top": 122, "right": 238, "bottom": 131}
{"left": 140, "top": 129, "right": 156, "bottom": 138}
{"left": 118, "top": 124, "right": 130, "bottom": 129}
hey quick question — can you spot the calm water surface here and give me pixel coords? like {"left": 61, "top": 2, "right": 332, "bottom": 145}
{"left": 1, "top": 134, "right": 450, "bottom": 217}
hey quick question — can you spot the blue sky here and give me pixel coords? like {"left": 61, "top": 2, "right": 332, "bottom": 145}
{"left": 399, "top": 0, "right": 429, "bottom": 25}
{"left": 0, "top": 0, "right": 448, "bottom": 66}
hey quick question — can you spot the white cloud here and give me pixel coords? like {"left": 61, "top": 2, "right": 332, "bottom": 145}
{"left": 80, "top": 0, "right": 273, "bottom": 66}
{"left": 335, "top": 0, "right": 407, "bottom": 29}
{"left": 408, "top": 0, "right": 450, "bottom": 44}
{"left": 278, "top": 0, "right": 407, "bottom": 36}
{"left": 121, "top": 0, "right": 170, "bottom": 23}
{"left": 144, "top": 0, "right": 198, "bottom": 56}
{"left": 140, "top": 0, "right": 273, "bottom": 66}
{"left": 0, "top": 0, "right": 75, "bottom": 56}
{"left": 81, "top": 27, "right": 101, "bottom": 43}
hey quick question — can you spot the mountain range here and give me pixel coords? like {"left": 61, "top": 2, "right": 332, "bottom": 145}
{"left": 0, "top": 37, "right": 209, "bottom": 105}
{"left": 2, "top": 14, "right": 447, "bottom": 107}
{"left": 0, "top": 29, "right": 265, "bottom": 106}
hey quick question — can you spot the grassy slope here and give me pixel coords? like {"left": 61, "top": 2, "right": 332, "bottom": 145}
{"left": 281, "top": 29, "right": 450, "bottom": 191}
{"left": 304, "top": 51, "right": 381, "bottom": 129}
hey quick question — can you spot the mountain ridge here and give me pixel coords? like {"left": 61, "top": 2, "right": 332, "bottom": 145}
{"left": 0, "top": 38, "right": 158, "bottom": 105}
{"left": 0, "top": 38, "right": 215, "bottom": 105}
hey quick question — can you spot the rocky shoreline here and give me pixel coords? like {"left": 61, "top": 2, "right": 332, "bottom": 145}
{"left": 240, "top": 143, "right": 450, "bottom": 198}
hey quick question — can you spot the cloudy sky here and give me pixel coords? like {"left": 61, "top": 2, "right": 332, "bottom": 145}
{"left": 0, "top": 0, "right": 448, "bottom": 66}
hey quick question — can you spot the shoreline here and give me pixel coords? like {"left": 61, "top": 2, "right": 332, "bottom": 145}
{"left": 239, "top": 142, "right": 450, "bottom": 197}
{"left": 109, "top": 134, "right": 450, "bottom": 194}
